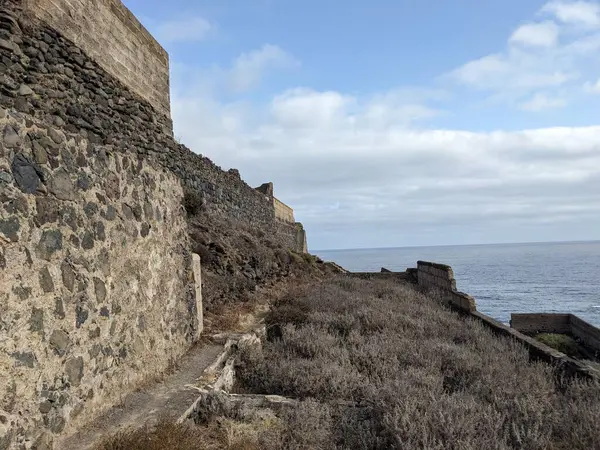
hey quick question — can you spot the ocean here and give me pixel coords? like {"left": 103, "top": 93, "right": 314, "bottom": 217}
{"left": 315, "top": 241, "right": 600, "bottom": 327}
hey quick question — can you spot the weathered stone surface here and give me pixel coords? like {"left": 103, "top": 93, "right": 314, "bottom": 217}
{"left": 3, "top": 124, "right": 20, "bottom": 147}
{"left": 54, "top": 298, "right": 65, "bottom": 320}
{"left": 11, "top": 153, "right": 44, "bottom": 193}
{"left": 94, "top": 221, "right": 105, "bottom": 241}
{"left": 29, "top": 307, "right": 44, "bottom": 334}
{"left": 103, "top": 204, "right": 116, "bottom": 221}
{"left": 140, "top": 222, "right": 150, "bottom": 237}
{"left": 49, "top": 329, "right": 70, "bottom": 356}
{"left": 0, "top": 216, "right": 19, "bottom": 242}
{"left": 81, "top": 231, "right": 94, "bottom": 250}
{"left": 93, "top": 278, "right": 106, "bottom": 303}
{"left": 60, "top": 261, "right": 75, "bottom": 291}
{"left": 32, "top": 141, "right": 48, "bottom": 164}
{"left": 37, "top": 229, "right": 62, "bottom": 260}
{"left": 12, "top": 351, "right": 36, "bottom": 368}
{"left": 47, "top": 127, "right": 64, "bottom": 144}
{"left": 0, "top": 170, "right": 12, "bottom": 183}
{"left": 65, "top": 357, "right": 84, "bottom": 386}
{"left": 35, "top": 197, "right": 59, "bottom": 225}
{"left": 75, "top": 304, "right": 88, "bottom": 328}
{"left": 39, "top": 267, "right": 54, "bottom": 292}
{"left": 49, "top": 168, "right": 74, "bottom": 200}
{"left": 18, "top": 84, "right": 34, "bottom": 96}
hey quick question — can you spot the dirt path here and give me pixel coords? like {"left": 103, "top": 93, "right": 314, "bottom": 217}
{"left": 56, "top": 343, "right": 223, "bottom": 450}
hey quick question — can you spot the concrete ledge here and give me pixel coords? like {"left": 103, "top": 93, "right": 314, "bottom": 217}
{"left": 348, "top": 271, "right": 417, "bottom": 283}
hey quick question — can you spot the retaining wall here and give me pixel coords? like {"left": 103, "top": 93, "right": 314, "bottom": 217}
{"left": 23, "top": 0, "right": 171, "bottom": 121}
{"left": 510, "top": 314, "right": 571, "bottom": 335}
{"left": 0, "top": 109, "right": 200, "bottom": 448}
{"left": 511, "top": 313, "right": 600, "bottom": 354}
{"left": 417, "top": 261, "right": 476, "bottom": 312}
{"left": 345, "top": 261, "right": 599, "bottom": 380}
{"left": 0, "top": 2, "right": 303, "bottom": 447}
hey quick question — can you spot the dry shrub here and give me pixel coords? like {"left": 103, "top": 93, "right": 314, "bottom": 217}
{"left": 98, "top": 421, "right": 222, "bottom": 450}
{"left": 236, "top": 277, "right": 600, "bottom": 450}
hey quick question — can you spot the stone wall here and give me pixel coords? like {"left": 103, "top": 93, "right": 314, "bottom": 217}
{"left": 23, "top": 0, "right": 171, "bottom": 122}
{"left": 273, "top": 197, "right": 294, "bottom": 223}
{"left": 352, "top": 261, "right": 599, "bottom": 379}
{"left": 0, "top": 109, "right": 199, "bottom": 448}
{"left": 511, "top": 313, "right": 600, "bottom": 354}
{"left": 510, "top": 314, "right": 571, "bottom": 335}
{"left": 571, "top": 315, "right": 600, "bottom": 355}
{"left": 417, "top": 261, "right": 476, "bottom": 312}
{"left": 0, "top": 2, "right": 306, "bottom": 253}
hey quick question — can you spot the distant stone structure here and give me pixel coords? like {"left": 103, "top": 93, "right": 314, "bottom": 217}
{"left": 0, "top": 0, "right": 309, "bottom": 447}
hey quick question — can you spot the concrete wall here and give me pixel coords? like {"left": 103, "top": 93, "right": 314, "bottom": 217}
{"left": 274, "top": 197, "right": 294, "bottom": 223}
{"left": 510, "top": 314, "right": 571, "bottom": 335}
{"left": 23, "top": 0, "right": 171, "bottom": 122}
{"left": 571, "top": 315, "right": 600, "bottom": 355}
{"left": 417, "top": 261, "right": 476, "bottom": 312}
{"left": 511, "top": 313, "right": 600, "bottom": 354}
{"left": 0, "top": 110, "right": 199, "bottom": 448}
{"left": 415, "top": 262, "right": 598, "bottom": 379}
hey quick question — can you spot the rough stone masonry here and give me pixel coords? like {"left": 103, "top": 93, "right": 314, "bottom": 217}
{"left": 0, "top": 0, "right": 308, "bottom": 448}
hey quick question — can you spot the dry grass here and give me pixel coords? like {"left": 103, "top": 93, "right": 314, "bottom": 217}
{"left": 97, "top": 419, "right": 264, "bottom": 450}
{"left": 233, "top": 277, "right": 600, "bottom": 450}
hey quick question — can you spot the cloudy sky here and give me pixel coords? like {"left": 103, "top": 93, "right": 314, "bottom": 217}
{"left": 123, "top": 0, "right": 600, "bottom": 250}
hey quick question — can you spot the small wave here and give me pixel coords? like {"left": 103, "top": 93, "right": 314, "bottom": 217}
{"left": 591, "top": 305, "right": 600, "bottom": 308}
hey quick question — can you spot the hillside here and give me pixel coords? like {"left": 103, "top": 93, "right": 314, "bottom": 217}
{"left": 102, "top": 277, "right": 600, "bottom": 450}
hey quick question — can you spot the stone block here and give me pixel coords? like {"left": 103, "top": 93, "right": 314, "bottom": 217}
{"left": 192, "top": 253, "right": 203, "bottom": 339}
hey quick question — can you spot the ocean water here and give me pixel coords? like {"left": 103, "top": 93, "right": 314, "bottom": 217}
{"left": 315, "top": 241, "right": 600, "bottom": 327}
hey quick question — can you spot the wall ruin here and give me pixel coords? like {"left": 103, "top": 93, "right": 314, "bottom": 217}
{"left": 0, "top": 0, "right": 308, "bottom": 446}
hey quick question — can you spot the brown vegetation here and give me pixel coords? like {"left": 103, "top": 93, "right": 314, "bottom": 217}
{"left": 185, "top": 201, "right": 337, "bottom": 333}
{"left": 233, "top": 277, "right": 600, "bottom": 450}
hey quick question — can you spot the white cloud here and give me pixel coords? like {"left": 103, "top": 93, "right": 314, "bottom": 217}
{"left": 229, "top": 45, "right": 299, "bottom": 92}
{"left": 449, "top": 51, "right": 576, "bottom": 91}
{"left": 583, "top": 78, "right": 600, "bottom": 93}
{"left": 518, "top": 92, "right": 568, "bottom": 111}
{"left": 509, "top": 21, "right": 559, "bottom": 47}
{"left": 271, "top": 88, "right": 355, "bottom": 128}
{"left": 447, "top": 3, "right": 600, "bottom": 107}
{"left": 541, "top": 1, "right": 600, "bottom": 27}
{"left": 167, "top": 3, "right": 600, "bottom": 248}
{"left": 155, "top": 17, "right": 213, "bottom": 43}
{"left": 172, "top": 85, "right": 600, "bottom": 246}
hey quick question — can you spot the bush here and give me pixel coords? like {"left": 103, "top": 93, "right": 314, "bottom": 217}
{"left": 236, "top": 277, "right": 600, "bottom": 450}
{"left": 183, "top": 190, "right": 204, "bottom": 217}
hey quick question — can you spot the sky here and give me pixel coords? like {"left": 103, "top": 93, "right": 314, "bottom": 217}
{"left": 123, "top": 0, "right": 600, "bottom": 250}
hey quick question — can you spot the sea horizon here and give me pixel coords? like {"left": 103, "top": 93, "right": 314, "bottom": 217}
{"left": 316, "top": 241, "right": 600, "bottom": 327}
{"left": 314, "top": 238, "right": 600, "bottom": 254}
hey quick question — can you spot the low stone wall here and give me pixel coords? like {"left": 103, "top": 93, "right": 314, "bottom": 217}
{"left": 417, "top": 261, "right": 476, "bottom": 313}
{"left": 511, "top": 313, "right": 600, "bottom": 355}
{"left": 0, "top": 109, "right": 199, "bottom": 448}
{"left": 570, "top": 315, "right": 600, "bottom": 355}
{"left": 471, "top": 311, "right": 598, "bottom": 380}
{"left": 346, "top": 261, "right": 599, "bottom": 380}
{"left": 510, "top": 314, "right": 571, "bottom": 335}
